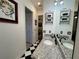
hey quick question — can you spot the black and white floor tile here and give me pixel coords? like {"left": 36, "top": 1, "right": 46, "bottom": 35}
{"left": 20, "top": 40, "right": 40, "bottom": 59}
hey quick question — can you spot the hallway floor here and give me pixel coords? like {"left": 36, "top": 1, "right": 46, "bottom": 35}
{"left": 20, "top": 40, "right": 40, "bottom": 59}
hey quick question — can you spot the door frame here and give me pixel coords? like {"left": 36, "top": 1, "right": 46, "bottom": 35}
{"left": 25, "top": 7, "right": 33, "bottom": 49}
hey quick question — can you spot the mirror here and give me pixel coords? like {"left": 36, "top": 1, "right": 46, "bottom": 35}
{"left": 30, "top": 0, "right": 79, "bottom": 59}
{"left": 56, "top": 11, "right": 78, "bottom": 59}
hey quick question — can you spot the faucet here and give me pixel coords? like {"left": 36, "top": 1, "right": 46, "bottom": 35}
{"left": 54, "top": 35, "right": 58, "bottom": 45}
{"left": 57, "top": 34, "right": 67, "bottom": 44}
{"left": 50, "top": 33, "right": 55, "bottom": 38}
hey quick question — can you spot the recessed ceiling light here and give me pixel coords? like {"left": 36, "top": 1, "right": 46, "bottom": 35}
{"left": 38, "top": 2, "right": 41, "bottom": 6}
{"left": 75, "top": 16, "right": 78, "bottom": 19}
{"left": 56, "top": 0, "right": 58, "bottom": 1}
{"left": 54, "top": 2, "right": 57, "bottom": 6}
{"left": 60, "top": 0, "right": 64, "bottom": 5}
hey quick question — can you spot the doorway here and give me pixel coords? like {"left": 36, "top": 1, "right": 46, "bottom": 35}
{"left": 25, "top": 7, "right": 33, "bottom": 49}
{"left": 38, "top": 15, "right": 43, "bottom": 40}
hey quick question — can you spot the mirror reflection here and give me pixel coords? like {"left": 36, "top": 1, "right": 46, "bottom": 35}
{"left": 23, "top": 0, "right": 79, "bottom": 59}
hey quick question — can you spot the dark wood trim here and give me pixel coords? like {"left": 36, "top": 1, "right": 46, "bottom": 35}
{"left": 72, "top": 2, "right": 79, "bottom": 59}
{"left": 0, "top": 0, "right": 18, "bottom": 24}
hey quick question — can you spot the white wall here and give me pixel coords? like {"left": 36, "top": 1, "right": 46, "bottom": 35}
{"left": 74, "top": 0, "right": 78, "bottom": 11}
{"left": 43, "top": 0, "right": 75, "bottom": 39}
{"left": 0, "top": 0, "right": 37, "bottom": 59}
{"left": 37, "top": 10, "right": 43, "bottom": 15}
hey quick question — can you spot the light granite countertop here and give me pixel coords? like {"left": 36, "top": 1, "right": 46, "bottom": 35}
{"left": 55, "top": 36, "right": 73, "bottom": 59}
{"left": 32, "top": 36, "right": 63, "bottom": 59}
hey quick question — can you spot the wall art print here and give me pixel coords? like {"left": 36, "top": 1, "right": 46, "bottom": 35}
{"left": 60, "top": 9, "right": 71, "bottom": 24}
{"left": 0, "top": 0, "right": 18, "bottom": 24}
{"left": 45, "top": 12, "right": 53, "bottom": 24}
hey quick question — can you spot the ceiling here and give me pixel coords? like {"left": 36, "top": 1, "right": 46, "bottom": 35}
{"left": 31, "top": 0, "right": 43, "bottom": 11}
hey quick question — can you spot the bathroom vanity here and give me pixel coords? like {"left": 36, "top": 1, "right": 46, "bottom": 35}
{"left": 31, "top": 34, "right": 74, "bottom": 59}
{"left": 31, "top": 35, "right": 64, "bottom": 59}
{"left": 55, "top": 35, "right": 73, "bottom": 59}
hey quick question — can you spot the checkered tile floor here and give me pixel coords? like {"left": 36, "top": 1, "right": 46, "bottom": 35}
{"left": 20, "top": 40, "right": 40, "bottom": 59}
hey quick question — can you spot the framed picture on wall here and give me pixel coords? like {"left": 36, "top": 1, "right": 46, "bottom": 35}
{"left": 45, "top": 12, "right": 53, "bottom": 24}
{"left": 60, "top": 9, "right": 71, "bottom": 24}
{"left": 0, "top": 0, "right": 18, "bottom": 24}
{"left": 35, "top": 20, "right": 37, "bottom": 25}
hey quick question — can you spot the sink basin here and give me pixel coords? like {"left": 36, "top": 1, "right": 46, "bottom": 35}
{"left": 63, "top": 43, "right": 73, "bottom": 50}
{"left": 44, "top": 40, "right": 53, "bottom": 46}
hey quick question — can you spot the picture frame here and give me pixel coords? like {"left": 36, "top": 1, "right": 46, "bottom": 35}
{"left": 45, "top": 12, "right": 53, "bottom": 24}
{"left": 35, "top": 20, "right": 37, "bottom": 25}
{"left": 60, "top": 9, "right": 71, "bottom": 24}
{"left": 0, "top": 0, "right": 18, "bottom": 24}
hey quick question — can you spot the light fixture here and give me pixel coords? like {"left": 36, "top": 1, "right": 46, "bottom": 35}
{"left": 54, "top": 0, "right": 58, "bottom": 6}
{"left": 56, "top": 0, "right": 58, "bottom": 1}
{"left": 60, "top": 0, "right": 64, "bottom": 5}
{"left": 54, "top": 2, "right": 57, "bottom": 6}
{"left": 75, "top": 16, "right": 78, "bottom": 19}
{"left": 54, "top": 0, "right": 64, "bottom": 6}
{"left": 38, "top": 2, "right": 41, "bottom": 6}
